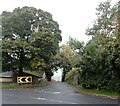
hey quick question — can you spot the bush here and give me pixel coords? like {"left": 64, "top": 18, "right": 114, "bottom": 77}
{"left": 65, "top": 68, "right": 80, "bottom": 86}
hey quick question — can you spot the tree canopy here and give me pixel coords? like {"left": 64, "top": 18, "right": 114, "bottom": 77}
{"left": 81, "top": 1, "right": 120, "bottom": 92}
{"left": 59, "top": 1, "right": 120, "bottom": 93}
{"left": 2, "top": 6, "right": 62, "bottom": 80}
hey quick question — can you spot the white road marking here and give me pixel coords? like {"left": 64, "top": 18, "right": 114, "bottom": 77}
{"left": 37, "top": 97, "right": 78, "bottom": 104}
{"left": 38, "top": 90, "right": 45, "bottom": 92}
{"left": 2, "top": 91, "right": 78, "bottom": 104}
{"left": 51, "top": 92, "right": 61, "bottom": 94}
{"left": 39, "top": 91, "right": 61, "bottom": 94}
{"left": 38, "top": 90, "right": 75, "bottom": 96}
{"left": 69, "top": 94, "right": 74, "bottom": 95}
{"left": 37, "top": 97, "right": 46, "bottom": 100}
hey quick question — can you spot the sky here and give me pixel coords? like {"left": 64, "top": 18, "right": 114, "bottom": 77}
{"left": 0, "top": 0, "right": 118, "bottom": 44}
{"left": 51, "top": 69, "right": 63, "bottom": 81}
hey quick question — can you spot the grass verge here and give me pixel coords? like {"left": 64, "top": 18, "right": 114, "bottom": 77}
{"left": 0, "top": 83, "right": 19, "bottom": 89}
{"left": 79, "top": 86, "right": 119, "bottom": 99}
{"left": 67, "top": 83, "right": 119, "bottom": 99}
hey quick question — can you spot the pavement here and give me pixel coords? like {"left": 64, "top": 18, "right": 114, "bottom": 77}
{"left": 1, "top": 82, "right": 119, "bottom": 104}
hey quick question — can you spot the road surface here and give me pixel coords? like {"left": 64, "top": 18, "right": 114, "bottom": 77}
{"left": 1, "top": 82, "right": 118, "bottom": 104}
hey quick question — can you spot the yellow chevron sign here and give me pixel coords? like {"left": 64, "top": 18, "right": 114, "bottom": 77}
{"left": 17, "top": 76, "right": 32, "bottom": 83}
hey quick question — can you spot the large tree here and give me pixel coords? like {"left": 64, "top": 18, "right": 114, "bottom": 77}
{"left": 80, "top": 1, "right": 120, "bottom": 92}
{"left": 2, "top": 7, "right": 62, "bottom": 79}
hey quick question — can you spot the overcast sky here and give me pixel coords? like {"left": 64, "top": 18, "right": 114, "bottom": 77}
{"left": 0, "top": 0, "right": 118, "bottom": 44}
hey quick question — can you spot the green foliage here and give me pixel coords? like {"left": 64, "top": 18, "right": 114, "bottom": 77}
{"left": 80, "top": 1, "right": 120, "bottom": 93}
{"left": 65, "top": 68, "right": 80, "bottom": 85}
{"left": 86, "top": 1, "right": 116, "bottom": 37}
{"left": 65, "top": 68, "right": 78, "bottom": 80}
{"left": 70, "top": 36, "right": 120, "bottom": 92}
{"left": 55, "top": 44, "right": 80, "bottom": 81}
{"left": 67, "top": 37, "right": 84, "bottom": 55}
{"left": 2, "top": 6, "right": 62, "bottom": 80}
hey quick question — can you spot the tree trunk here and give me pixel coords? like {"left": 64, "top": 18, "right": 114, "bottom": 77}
{"left": 45, "top": 70, "right": 53, "bottom": 81}
{"left": 62, "top": 69, "right": 66, "bottom": 82}
{"left": 19, "top": 47, "right": 24, "bottom": 75}
{"left": 62, "top": 74, "right": 65, "bottom": 82}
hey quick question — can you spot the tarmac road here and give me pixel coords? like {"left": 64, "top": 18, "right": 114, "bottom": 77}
{"left": 1, "top": 82, "right": 118, "bottom": 104}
